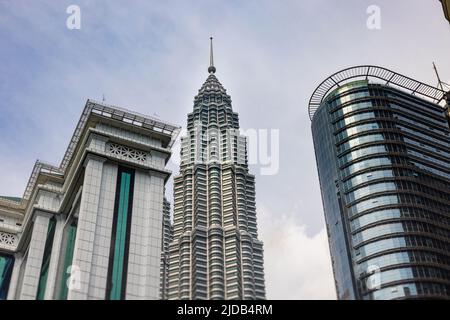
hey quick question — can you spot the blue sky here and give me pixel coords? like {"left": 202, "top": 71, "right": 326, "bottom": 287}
{"left": 1, "top": 0, "right": 449, "bottom": 299}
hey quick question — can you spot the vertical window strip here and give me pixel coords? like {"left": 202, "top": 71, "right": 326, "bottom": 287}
{"left": 0, "top": 255, "right": 14, "bottom": 300}
{"left": 59, "top": 221, "right": 77, "bottom": 300}
{"left": 111, "top": 172, "right": 130, "bottom": 299}
{"left": 36, "top": 217, "right": 57, "bottom": 300}
{"left": 107, "top": 168, "right": 134, "bottom": 300}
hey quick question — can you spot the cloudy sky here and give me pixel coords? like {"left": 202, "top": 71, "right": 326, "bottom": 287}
{"left": 1, "top": 0, "right": 449, "bottom": 299}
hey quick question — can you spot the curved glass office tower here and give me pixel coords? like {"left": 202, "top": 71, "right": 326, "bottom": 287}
{"left": 310, "top": 66, "right": 450, "bottom": 300}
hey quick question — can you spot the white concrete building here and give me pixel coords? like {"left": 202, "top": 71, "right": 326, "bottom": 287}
{"left": 0, "top": 100, "right": 180, "bottom": 300}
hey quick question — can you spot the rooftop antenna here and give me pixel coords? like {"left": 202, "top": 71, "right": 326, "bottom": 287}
{"left": 208, "top": 37, "right": 216, "bottom": 74}
{"left": 433, "top": 62, "right": 449, "bottom": 91}
{"left": 433, "top": 63, "right": 450, "bottom": 126}
{"left": 102, "top": 94, "right": 106, "bottom": 102}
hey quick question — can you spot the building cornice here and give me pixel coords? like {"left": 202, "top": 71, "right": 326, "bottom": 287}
{"left": 19, "top": 100, "right": 181, "bottom": 205}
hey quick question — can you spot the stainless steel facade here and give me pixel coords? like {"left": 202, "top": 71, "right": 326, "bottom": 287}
{"left": 167, "top": 44, "right": 266, "bottom": 300}
{"left": 160, "top": 197, "right": 172, "bottom": 300}
{"left": 310, "top": 67, "right": 450, "bottom": 300}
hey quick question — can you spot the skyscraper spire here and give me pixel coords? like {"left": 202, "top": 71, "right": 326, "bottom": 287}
{"left": 208, "top": 37, "right": 216, "bottom": 74}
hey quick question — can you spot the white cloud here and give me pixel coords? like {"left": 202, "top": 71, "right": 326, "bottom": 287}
{"left": 258, "top": 205, "right": 336, "bottom": 300}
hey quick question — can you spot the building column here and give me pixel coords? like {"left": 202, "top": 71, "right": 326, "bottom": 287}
{"left": 87, "top": 162, "right": 117, "bottom": 299}
{"left": 43, "top": 214, "right": 65, "bottom": 299}
{"left": 18, "top": 211, "right": 51, "bottom": 300}
{"left": 6, "top": 254, "right": 22, "bottom": 300}
{"left": 68, "top": 154, "right": 106, "bottom": 300}
{"left": 126, "top": 170, "right": 165, "bottom": 300}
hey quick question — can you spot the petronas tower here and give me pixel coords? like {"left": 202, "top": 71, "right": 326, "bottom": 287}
{"left": 167, "top": 39, "right": 266, "bottom": 300}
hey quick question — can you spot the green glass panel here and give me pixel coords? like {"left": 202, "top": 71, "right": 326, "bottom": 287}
{"left": 0, "top": 255, "right": 14, "bottom": 300}
{"left": 36, "top": 217, "right": 57, "bottom": 300}
{"left": 109, "top": 171, "right": 131, "bottom": 300}
{"left": 59, "top": 221, "right": 77, "bottom": 300}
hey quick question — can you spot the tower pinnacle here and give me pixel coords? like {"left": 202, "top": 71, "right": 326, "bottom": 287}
{"left": 208, "top": 37, "right": 216, "bottom": 74}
